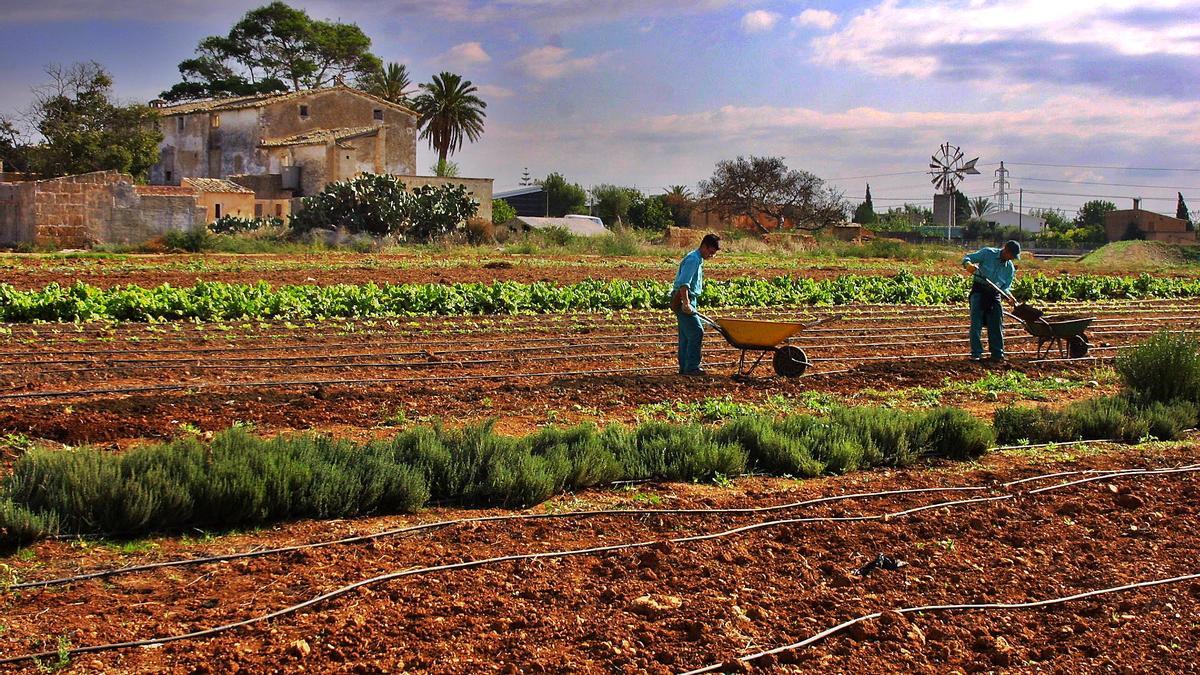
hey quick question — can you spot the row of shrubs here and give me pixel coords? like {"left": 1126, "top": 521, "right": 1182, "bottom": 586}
{"left": 0, "top": 406, "right": 992, "bottom": 546}
{"left": 994, "top": 330, "right": 1200, "bottom": 443}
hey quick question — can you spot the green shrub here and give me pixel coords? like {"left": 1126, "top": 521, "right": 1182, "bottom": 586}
{"left": 0, "top": 499, "right": 58, "bottom": 547}
{"left": 290, "top": 174, "right": 477, "bottom": 242}
{"left": 916, "top": 407, "right": 995, "bottom": 460}
{"left": 491, "top": 198, "right": 517, "bottom": 225}
{"left": 209, "top": 215, "right": 283, "bottom": 235}
{"left": 1116, "top": 330, "right": 1200, "bottom": 404}
{"left": 164, "top": 225, "right": 213, "bottom": 252}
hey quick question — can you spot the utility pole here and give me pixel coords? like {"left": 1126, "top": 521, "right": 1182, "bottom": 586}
{"left": 1018, "top": 188, "right": 1023, "bottom": 233}
{"left": 993, "top": 161, "right": 1010, "bottom": 211}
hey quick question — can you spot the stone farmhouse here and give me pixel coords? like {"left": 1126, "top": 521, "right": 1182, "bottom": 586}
{"left": 1104, "top": 199, "right": 1195, "bottom": 244}
{"left": 149, "top": 85, "right": 417, "bottom": 199}
{"left": 0, "top": 86, "right": 492, "bottom": 248}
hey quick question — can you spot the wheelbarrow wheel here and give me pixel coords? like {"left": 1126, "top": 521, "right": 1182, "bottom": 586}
{"left": 773, "top": 346, "right": 808, "bottom": 378}
{"left": 1068, "top": 334, "right": 1090, "bottom": 359}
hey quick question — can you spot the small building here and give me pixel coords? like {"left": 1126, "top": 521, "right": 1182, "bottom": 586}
{"left": 182, "top": 178, "right": 256, "bottom": 222}
{"left": 508, "top": 215, "right": 608, "bottom": 237}
{"left": 1104, "top": 199, "right": 1195, "bottom": 243}
{"left": 980, "top": 208, "right": 1047, "bottom": 233}
{"left": 495, "top": 186, "right": 549, "bottom": 217}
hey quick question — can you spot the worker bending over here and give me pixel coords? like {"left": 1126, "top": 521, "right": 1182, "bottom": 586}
{"left": 962, "top": 240, "right": 1021, "bottom": 363}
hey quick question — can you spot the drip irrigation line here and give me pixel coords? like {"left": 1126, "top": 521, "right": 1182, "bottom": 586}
{"left": 8, "top": 485, "right": 991, "bottom": 592}
{"left": 0, "top": 344, "right": 1121, "bottom": 401}
{"left": 17, "top": 458, "right": 1183, "bottom": 592}
{"left": 8, "top": 464, "right": 1198, "bottom": 666}
{"left": 0, "top": 495, "right": 1016, "bottom": 666}
{"left": 678, "top": 571, "right": 1200, "bottom": 675}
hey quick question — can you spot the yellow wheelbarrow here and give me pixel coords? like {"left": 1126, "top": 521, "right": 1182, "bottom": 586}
{"left": 697, "top": 313, "right": 841, "bottom": 381}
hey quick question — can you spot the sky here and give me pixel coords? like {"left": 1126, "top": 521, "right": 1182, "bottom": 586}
{"left": 3, "top": 0, "right": 1200, "bottom": 218}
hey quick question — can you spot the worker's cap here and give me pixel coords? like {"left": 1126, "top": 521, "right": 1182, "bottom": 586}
{"left": 1004, "top": 240, "right": 1022, "bottom": 259}
{"left": 701, "top": 233, "right": 721, "bottom": 250}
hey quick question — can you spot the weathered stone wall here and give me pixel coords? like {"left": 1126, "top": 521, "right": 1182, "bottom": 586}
{"left": 400, "top": 175, "right": 495, "bottom": 223}
{"left": 0, "top": 171, "right": 204, "bottom": 248}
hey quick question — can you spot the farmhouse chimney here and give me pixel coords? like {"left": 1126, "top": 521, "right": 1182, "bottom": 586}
{"left": 1132, "top": 197, "right": 1141, "bottom": 210}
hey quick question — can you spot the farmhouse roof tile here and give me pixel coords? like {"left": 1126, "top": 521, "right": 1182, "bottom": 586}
{"left": 153, "top": 86, "right": 417, "bottom": 118}
{"left": 259, "top": 126, "right": 380, "bottom": 148}
{"left": 181, "top": 178, "right": 255, "bottom": 194}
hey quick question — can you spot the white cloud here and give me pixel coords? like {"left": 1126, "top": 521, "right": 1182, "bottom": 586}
{"left": 811, "top": 0, "right": 1200, "bottom": 91}
{"left": 477, "top": 84, "right": 516, "bottom": 99}
{"left": 741, "top": 9, "right": 781, "bottom": 33}
{"left": 792, "top": 9, "right": 839, "bottom": 30}
{"left": 440, "top": 42, "right": 492, "bottom": 69}
{"left": 467, "top": 90, "right": 1200, "bottom": 205}
{"left": 513, "top": 45, "right": 610, "bottom": 80}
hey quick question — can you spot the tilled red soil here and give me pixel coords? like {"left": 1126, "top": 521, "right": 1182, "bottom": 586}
{"left": 0, "top": 442, "right": 1196, "bottom": 673}
{"left": 0, "top": 299, "right": 1196, "bottom": 444}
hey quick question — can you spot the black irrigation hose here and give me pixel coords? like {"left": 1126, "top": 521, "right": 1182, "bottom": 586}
{"left": 3, "top": 464, "right": 1196, "bottom": 666}
{"left": 678, "top": 572, "right": 1200, "bottom": 674}
{"left": 8, "top": 485, "right": 990, "bottom": 592}
{"left": 0, "top": 343, "right": 1116, "bottom": 401}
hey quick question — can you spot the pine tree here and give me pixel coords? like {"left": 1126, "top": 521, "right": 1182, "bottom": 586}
{"left": 852, "top": 183, "right": 877, "bottom": 225}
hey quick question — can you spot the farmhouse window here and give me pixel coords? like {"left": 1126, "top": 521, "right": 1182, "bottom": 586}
{"left": 215, "top": 203, "right": 222, "bottom": 219}
{"left": 211, "top": 114, "right": 220, "bottom": 129}
{"left": 275, "top": 204, "right": 283, "bottom": 217}
{"left": 373, "top": 109, "right": 383, "bottom": 121}
{"left": 177, "top": 117, "right": 184, "bottom": 132}
{"left": 299, "top": 104, "right": 309, "bottom": 118}
{"left": 255, "top": 203, "right": 264, "bottom": 218}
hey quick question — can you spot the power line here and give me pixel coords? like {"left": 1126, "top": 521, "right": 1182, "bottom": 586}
{"left": 1012, "top": 176, "right": 1200, "bottom": 191}
{"left": 993, "top": 161, "right": 1200, "bottom": 173}
{"left": 826, "top": 170, "right": 926, "bottom": 181}
{"left": 1018, "top": 189, "right": 1175, "bottom": 201}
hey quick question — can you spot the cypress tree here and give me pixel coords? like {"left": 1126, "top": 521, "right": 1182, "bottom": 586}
{"left": 1177, "top": 192, "right": 1193, "bottom": 230}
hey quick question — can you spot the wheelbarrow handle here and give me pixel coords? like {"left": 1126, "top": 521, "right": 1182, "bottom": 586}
{"left": 977, "top": 276, "right": 1018, "bottom": 305}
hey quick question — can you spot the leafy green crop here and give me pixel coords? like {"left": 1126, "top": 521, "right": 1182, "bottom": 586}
{"left": 0, "top": 271, "right": 1197, "bottom": 323}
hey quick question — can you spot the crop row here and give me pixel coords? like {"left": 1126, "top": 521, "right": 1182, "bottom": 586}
{"left": 2, "top": 271, "right": 1199, "bottom": 323}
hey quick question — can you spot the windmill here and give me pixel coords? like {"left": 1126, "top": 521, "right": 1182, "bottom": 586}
{"left": 928, "top": 142, "right": 980, "bottom": 240}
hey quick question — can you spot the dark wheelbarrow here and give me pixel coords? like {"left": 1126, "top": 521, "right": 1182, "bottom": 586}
{"left": 696, "top": 313, "right": 840, "bottom": 381}
{"left": 978, "top": 278, "right": 1094, "bottom": 359}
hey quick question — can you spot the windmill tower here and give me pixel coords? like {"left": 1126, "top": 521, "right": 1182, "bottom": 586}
{"left": 928, "top": 141, "right": 980, "bottom": 239}
{"left": 993, "top": 161, "right": 1011, "bottom": 211}
{"left": 519, "top": 167, "right": 533, "bottom": 186}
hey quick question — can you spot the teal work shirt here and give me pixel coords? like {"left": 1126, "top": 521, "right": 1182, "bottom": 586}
{"left": 672, "top": 249, "right": 704, "bottom": 311}
{"left": 963, "top": 247, "right": 1015, "bottom": 293}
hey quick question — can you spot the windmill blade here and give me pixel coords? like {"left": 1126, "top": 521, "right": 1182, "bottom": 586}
{"left": 931, "top": 155, "right": 942, "bottom": 167}
{"left": 952, "top": 148, "right": 964, "bottom": 164}
{"left": 929, "top": 163, "right": 942, "bottom": 169}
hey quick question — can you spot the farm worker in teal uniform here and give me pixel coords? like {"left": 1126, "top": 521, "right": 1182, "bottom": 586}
{"left": 671, "top": 233, "right": 720, "bottom": 375}
{"left": 963, "top": 240, "right": 1021, "bottom": 362}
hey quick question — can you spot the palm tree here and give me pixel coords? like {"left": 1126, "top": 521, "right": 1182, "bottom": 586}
{"left": 666, "top": 185, "right": 693, "bottom": 200}
{"left": 360, "top": 62, "right": 413, "bottom": 105}
{"left": 971, "top": 196, "right": 994, "bottom": 218}
{"left": 411, "top": 71, "right": 487, "bottom": 167}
